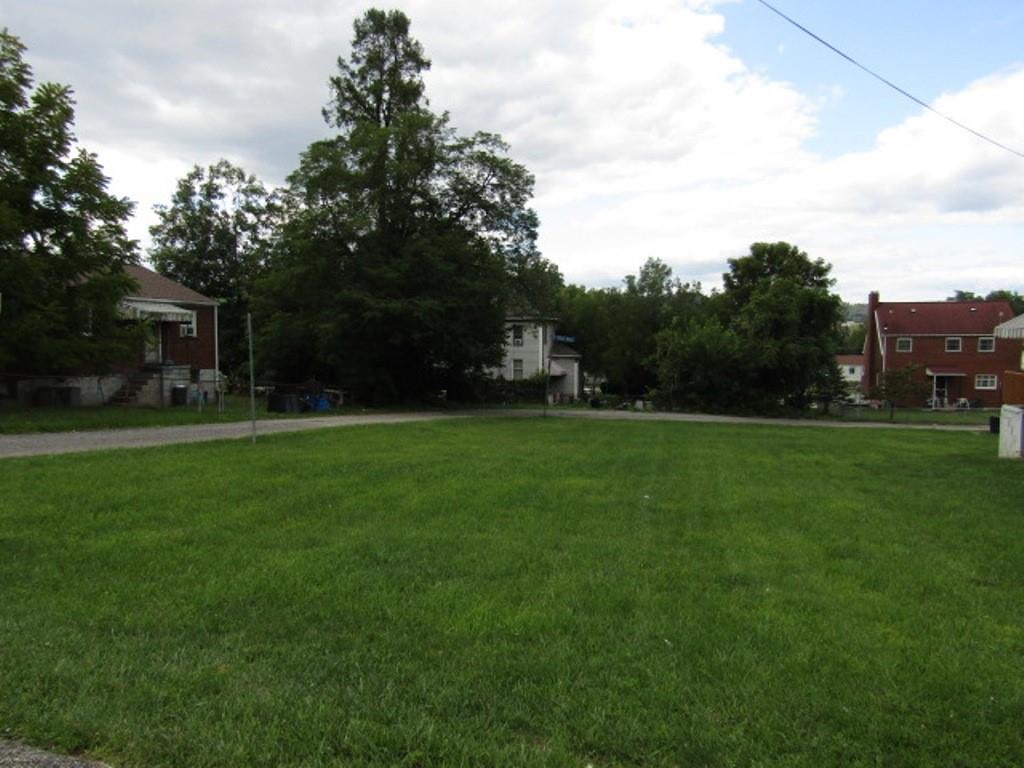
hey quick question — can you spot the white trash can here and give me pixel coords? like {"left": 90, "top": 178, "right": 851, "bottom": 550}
{"left": 998, "top": 405, "right": 1024, "bottom": 459}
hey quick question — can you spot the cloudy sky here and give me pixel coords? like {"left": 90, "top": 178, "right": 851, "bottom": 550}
{"left": 5, "top": 0, "right": 1024, "bottom": 302}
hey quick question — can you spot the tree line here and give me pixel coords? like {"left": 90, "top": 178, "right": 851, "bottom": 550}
{"left": 4, "top": 13, "right": 1015, "bottom": 412}
{"left": 554, "top": 246, "right": 845, "bottom": 412}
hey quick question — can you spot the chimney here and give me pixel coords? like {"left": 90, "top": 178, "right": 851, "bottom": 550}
{"left": 864, "top": 291, "right": 879, "bottom": 394}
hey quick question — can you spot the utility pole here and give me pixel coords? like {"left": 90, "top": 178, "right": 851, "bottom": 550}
{"left": 247, "top": 312, "right": 256, "bottom": 444}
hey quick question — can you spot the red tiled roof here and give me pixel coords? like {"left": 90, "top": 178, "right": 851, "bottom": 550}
{"left": 836, "top": 354, "right": 864, "bottom": 365}
{"left": 123, "top": 264, "right": 215, "bottom": 305}
{"left": 875, "top": 300, "right": 1013, "bottom": 335}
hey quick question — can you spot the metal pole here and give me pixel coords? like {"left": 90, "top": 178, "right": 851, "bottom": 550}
{"left": 247, "top": 312, "right": 256, "bottom": 444}
{"left": 544, "top": 357, "right": 551, "bottom": 417}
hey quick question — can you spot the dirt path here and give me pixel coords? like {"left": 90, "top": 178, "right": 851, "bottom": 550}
{"left": 0, "top": 408, "right": 987, "bottom": 460}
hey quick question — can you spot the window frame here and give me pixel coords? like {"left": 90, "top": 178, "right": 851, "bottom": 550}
{"left": 944, "top": 337, "right": 962, "bottom": 353}
{"left": 977, "top": 336, "right": 995, "bottom": 353}
{"left": 511, "top": 324, "right": 524, "bottom": 346}
{"left": 895, "top": 337, "right": 912, "bottom": 353}
{"left": 512, "top": 358, "right": 524, "bottom": 381}
{"left": 974, "top": 374, "right": 997, "bottom": 390}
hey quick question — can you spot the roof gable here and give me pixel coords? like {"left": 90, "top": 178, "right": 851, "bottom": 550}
{"left": 124, "top": 265, "right": 215, "bottom": 305}
{"left": 875, "top": 300, "right": 1013, "bottom": 336}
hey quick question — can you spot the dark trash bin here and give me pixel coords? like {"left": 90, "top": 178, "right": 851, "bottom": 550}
{"left": 171, "top": 384, "right": 188, "bottom": 406}
{"left": 989, "top": 416, "right": 1000, "bottom": 434}
{"left": 33, "top": 386, "right": 57, "bottom": 407}
{"left": 55, "top": 386, "right": 81, "bottom": 407}
{"left": 267, "top": 393, "right": 300, "bottom": 413}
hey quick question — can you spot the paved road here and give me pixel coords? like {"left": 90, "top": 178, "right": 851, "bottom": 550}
{"left": 524, "top": 407, "right": 989, "bottom": 432}
{"left": 0, "top": 408, "right": 988, "bottom": 460}
{"left": 0, "top": 412, "right": 464, "bottom": 459}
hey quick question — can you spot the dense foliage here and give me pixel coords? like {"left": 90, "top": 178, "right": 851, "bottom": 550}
{"left": 253, "top": 10, "right": 559, "bottom": 401}
{"left": 558, "top": 244, "right": 844, "bottom": 412}
{"left": 0, "top": 29, "right": 139, "bottom": 375}
{"left": 149, "top": 160, "right": 274, "bottom": 377}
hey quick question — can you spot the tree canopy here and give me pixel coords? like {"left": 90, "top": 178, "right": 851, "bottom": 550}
{"left": 0, "top": 29, "right": 139, "bottom": 375}
{"left": 948, "top": 289, "right": 1024, "bottom": 316}
{"left": 256, "top": 9, "right": 559, "bottom": 401}
{"left": 558, "top": 245, "right": 842, "bottom": 411}
{"left": 149, "top": 160, "right": 274, "bottom": 376}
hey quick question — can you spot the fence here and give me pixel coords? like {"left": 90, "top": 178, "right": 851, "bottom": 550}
{"left": 1005, "top": 371, "right": 1024, "bottom": 405}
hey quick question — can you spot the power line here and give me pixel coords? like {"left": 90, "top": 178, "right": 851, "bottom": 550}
{"left": 753, "top": 0, "right": 1024, "bottom": 160}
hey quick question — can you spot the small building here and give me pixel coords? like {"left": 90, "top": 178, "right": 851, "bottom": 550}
{"left": 835, "top": 353, "right": 865, "bottom": 402}
{"left": 496, "top": 316, "right": 581, "bottom": 401}
{"left": 863, "top": 291, "right": 1021, "bottom": 408}
{"left": 16, "top": 265, "right": 221, "bottom": 407}
{"left": 115, "top": 265, "right": 220, "bottom": 406}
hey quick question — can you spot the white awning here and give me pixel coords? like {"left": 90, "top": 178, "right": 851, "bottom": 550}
{"left": 121, "top": 299, "right": 194, "bottom": 323}
{"left": 549, "top": 359, "right": 575, "bottom": 377}
{"left": 995, "top": 314, "right": 1024, "bottom": 339}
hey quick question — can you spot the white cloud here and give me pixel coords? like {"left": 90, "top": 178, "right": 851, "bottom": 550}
{"left": 5, "top": 1, "right": 1023, "bottom": 302}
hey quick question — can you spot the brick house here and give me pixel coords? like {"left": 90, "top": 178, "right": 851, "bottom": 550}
{"left": 863, "top": 291, "right": 1022, "bottom": 407}
{"left": 15, "top": 265, "right": 220, "bottom": 407}
{"left": 115, "top": 265, "right": 220, "bottom": 406}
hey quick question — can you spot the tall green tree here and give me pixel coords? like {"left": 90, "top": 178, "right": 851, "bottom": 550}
{"left": 149, "top": 160, "right": 274, "bottom": 376}
{"left": 0, "top": 29, "right": 139, "bottom": 376}
{"left": 720, "top": 242, "right": 843, "bottom": 410}
{"left": 257, "top": 9, "right": 557, "bottom": 401}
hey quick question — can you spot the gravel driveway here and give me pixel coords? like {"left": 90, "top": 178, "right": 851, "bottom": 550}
{"left": 0, "top": 412, "right": 463, "bottom": 459}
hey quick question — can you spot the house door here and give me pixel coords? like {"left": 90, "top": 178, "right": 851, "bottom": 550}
{"left": 144, "top": 324, "right": 162, "bottom": 364}
{"left": 933, "top": 376, "right": 949, "bottom": 408}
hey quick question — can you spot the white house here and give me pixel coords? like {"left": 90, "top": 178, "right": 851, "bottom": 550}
{"left": 496, "top": 316, "right": 581, "bottom": 400}
{"left": 836, "top": 353, "right": 865, "bottom": 402}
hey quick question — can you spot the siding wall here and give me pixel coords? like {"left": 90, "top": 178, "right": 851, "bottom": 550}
{"left": 501, "top": 321, "right": 548, "bottom": 379}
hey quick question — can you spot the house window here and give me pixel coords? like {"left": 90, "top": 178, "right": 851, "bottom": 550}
{"left": 511, "top": 325, "right": 523, "bottom": 346}
{"left": 847, "top": 367, "right": 856, "bottom": 375}
{"left": 975, "top": 374, "right": 997, "bottom": 390}
{"left": 512, "top": 359, "right": 523, "bottom": 380}
{"left": 978, "top": 336, "right": 995, "bottom": 352}
{"left": 945, "top": 337, "right": 961, "bottom": 352}
{"left": 179, "top": 319, "right": 197, "bottom": 338}
{"left": 895, "top": 337, "right": 912, "bottom": 352}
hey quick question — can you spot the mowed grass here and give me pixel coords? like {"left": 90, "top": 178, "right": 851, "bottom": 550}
{"left": 1, "top": 419, "right": 1022, "bottom": 767}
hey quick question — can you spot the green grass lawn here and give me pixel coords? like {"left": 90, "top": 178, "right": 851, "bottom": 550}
{"left": 1, "top": 419, "right": 1022, "bottom": 767}
{"left": 0, "top": 395, "right": 341, "bottom": 434}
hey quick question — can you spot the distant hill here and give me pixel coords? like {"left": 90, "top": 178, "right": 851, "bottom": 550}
{"left": 843, "top": 303, "right": 867, "bottom": 323}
